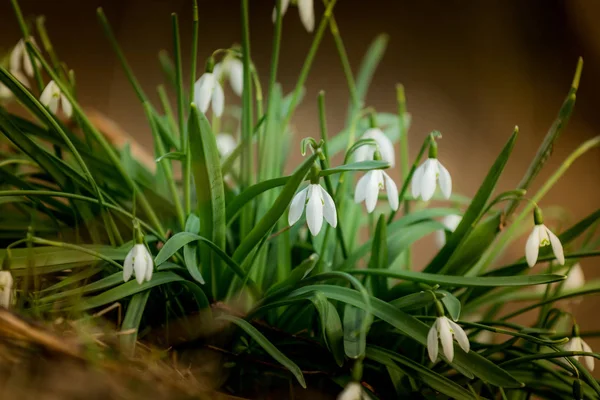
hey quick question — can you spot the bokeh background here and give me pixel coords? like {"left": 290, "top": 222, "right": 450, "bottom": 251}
{"left": 1, "top": 0, "right": 599, "bottom": 375}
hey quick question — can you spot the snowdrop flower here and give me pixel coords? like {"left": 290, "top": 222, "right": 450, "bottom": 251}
{"left": 216, "top": 133, "right": 237, "bottom": 159}
{"left": 354, "top": 128, "right": 395, "bottom": 167}
{"left": 337, "top": 382, "right": 370, "bottom": 400}
{"left": 194, "top": 71, "right": 224, "bottom": 117}
{"left": 564, "top": 330, "right": 594, "bottom": 371}
{"left": 0, "top": 270, "right": 13, "bottom": 309}
{"left": 525, "top": 208, "right": 564, "bottom": 267}
{"left": 435, "top": 214, "right": 462, "bottom": 248}
{"left": 9, "top": 38, "right": 37, "bottom": 78}
{"left": 354, "top": 169, "right": 398, "bottom": 213}
{"left": 412, "top": 141, "right": 451, "bottom": 201}
{"left": 123, "top": 244, "right": 153, "bottom": 284}
{"left": 563, "top": 263, "right": 585, "bottom": 291}
{"left": 40, "top": 80, "right": 73, "bottom": 118}
{"left": 272, "top": 0, "right": 315, "bottom": 33}
{"left": 289, "top": 183, "right": 337, "bottom": 236}
{"left": 427, "top": 316, "right": 470, "bottom": 363}
{"left": 214, "top": 57, "right": 243, "bottom": 97}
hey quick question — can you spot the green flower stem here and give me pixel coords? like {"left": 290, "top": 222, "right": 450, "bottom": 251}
{"left": 26, "top": 43, "right": 166, "bottom": 238}
{"left": 470, "top": 135, "right": 600, "bottom": 276}
{"left": 0, "top": 190, "right": 161, "bottom": 239}
{"left": 171, "top": 13, "right": 186, "bottom": 143}
{"left": 189, "top": 0, "right": 199, "bottom": 106}
{"left": 324, "top": 0, "right": 359, "bottom": 108}
{"left": 29, "top": 237, "right": 124, "bottom": 270}
{"left": 35, "top": 16, "right": 68, "bottom": 83}
{"left": 283, "top": 0, "right": 339, "bottom": 128}
{"left": 10, "top": 0, "right": 44, "bottom": 92}
{"left": 240, "top": 0, "right": 254, "bottom": 237}
{"left": 498, "top": 351, "right": 600, "bottom": 368}
{"left": 318, "top": 92, "right": 348, "bottom": 261}
{"left": 157, "top": 84, "right": 179, "bottom": 141}
{"left": 143, "top": 102, "right": 185, "bottom": 229}
{"left": 396, "top": 84, "right": 411, "bottom": 268}
{"left": 386, "top": 132, "right": 440, "bottom": 223}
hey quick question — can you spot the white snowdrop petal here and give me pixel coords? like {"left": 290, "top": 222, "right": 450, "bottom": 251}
{"left": 9, "top": 41, "right": 23, "bottom": 72}
{"left": 297, "top": 0, "right": 315, "bottom": 32}
{"left": 212, "top": 81, "right": 225, "bottom": 117}
{"left": 437, "top": 161, "right": 452, "bottom": 199}
{"left": 0, "top": 271, "right": 13, "bottom": 309}
{"left": 411, "top": 163, "right": 425, "bottom": 198}
{"left": 145, "top": 251, "right": 154, "bottom": 282}
{"left": 320, "top": 185, "right": 337, "bottom": 228}
{"left": 564, "top": 263, "right": 585, "bottom": 291}
{"left": 354, "top": 173, "right": 370, "bottom": 204}
{"left": 272, "top": 0, "right": 291, "bottom": 22}
{"left": 353, "top": 144, "right": 374, "bottom": 164}
{"left": 525, "top": 225, "right": 541, "bottom": 267}
{"left": 123, "top": 247, "right": 135, "bottom": 282}
{"left": 229, "top": 59, "right": 244, "bottom": 96}
{"left": 194, "top": 74, "right": 213, "bottom": 113}
{"left": 306, "top": 185, "right": 324, "bottom": 235}
{"left": 427, "top": 322, "right": 439, "bottom": 363}
{"left": 0, "top": 83, "right": 11, "bottom": 100}
{"left": 48, "top": 97, "right": 59, "bottom": 114}
{"left": 436, "top": 214, "right": 461, "bottom": 248}
{"left": 365, "top": 171, "right": 381, "bottom": 213}
{"left": 546, "top": 227, "right": 565, "bottom": 265}
{"left": 39, "top": 81, "right": 54, "bottom": 107}
{"left": 582, "top": 340, "right": 595, "bottom": 371}
{"left": 216, "top": 133, "right": 237, "bottom": 159}
{"left": 438, "top": 317, "right": 455, "bottom": 362}
{"left": 133, "top": 245, "right": 147, "bottom": 285}
{"left": 23, "top": 53, "right": 34, "bottom": 78}
{"left": 420, "top": 160, "right": 437, "bottom": 201}
{"left": 448, "top": 320, "right": 470, "bottom": 353}
{"left": 383, "top": 172, "right": 399, "bottom": 211}
{"left": 288, "top": 187, "right": 309, "bottom": 226}
{"left": 61, "top": 94, "right": 73, "bottom": 118}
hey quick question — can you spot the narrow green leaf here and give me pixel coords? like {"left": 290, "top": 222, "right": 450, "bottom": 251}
{"left": 37, "top": 272, "right": 123, "bottom": 304}
{"left": 218, "top": 314, "right": 306, "bottom": 388}
{"left": 438, "top": 290, "right": 461, "bottom": 321}
{"left": 368, "top": 214, "right": 388, "bottom": 298}
{"left": 226, "top": 177, "right": 289, "bottom": 223}
{"left": 75, "top": 272, "right": 184, "bottom": 311}
{"left": 343, "top": 303, "right": 368, "bottom": 359}
{"left": 155, "top": 151, "right": 186, "bottom": 163}
{"left": 350, "top": 269, "right": 565, "bottom": 288}
{"left": 310, "top": 292, "right": 344, "bottom": 367}
{"left": 0, "top": 245, "right": 127, "bottom": 269}
{"left": 189, "top": 105, "right": 226, "bottom": 296}
{"left": 120, "top": 290, "right": 150, "bottom": 355}
{"left": 389, "top": 291, "right": 445, "bottom": 312}
{"left": 232, "top": 154, "right": 319, "bottom": 264}
{"left": 425, "top": 129, "right": 518, "bottom": 273}
{"left": 319, "top": 160, "right": 390, "bottom": 176}
{"left": 367, "top": 346, "right": 476, "bottom": 400}
{"left": 265, "top": 253, "right": 319, "bottom": 296}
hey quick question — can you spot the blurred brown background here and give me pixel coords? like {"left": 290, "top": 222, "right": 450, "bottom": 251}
{"left": 1, "top": 0, "right": 599, "bottom": 365}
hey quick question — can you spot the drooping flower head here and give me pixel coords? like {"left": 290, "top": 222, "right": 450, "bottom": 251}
{"left": 216, "top": 133, "right": 237, "bottom": 159}
{"left": 337, "top": 382, "right": 371, "bottom": 400}
{"left": 564, "top": 324, "right": 594, "bottom": 371}
{"left": 289, "top": 182, "right": 337, "bottom": 236}
{"left": 426, "top": 300, "right": 470, "bottom": 363}
{"left": 525, "top": 207, "right": 564, "bottom": 267}
{"left": 354, "top": 128, "right": 395, "bottom": 167}
{"left": 9, "top": 38, "right": 37, "bottom": 78}
{"left": 411, "top": 140, "right": 451, "bottom": 201}
{"left": 0, "top": 70, "right": 29, "bottom": 102}
{"left": 272, "top": 0, "right": 315, "bottom": 33}
{"left": 194, "top": 57, "right": 224, "bottom": 117}
{"left": 40, "top": 80, "right": 73, "bottom": 118}
{"left": 214, "top": 55, "right": 243, "bottom": 97}
{"left": 123, "top": 224, "right": 153, "bottom": 284}
{"left": 0, "top": 270, "right": 13, "bottom": 309}
{"left": 354, "top": 149, "right": 398, "bottom": 214}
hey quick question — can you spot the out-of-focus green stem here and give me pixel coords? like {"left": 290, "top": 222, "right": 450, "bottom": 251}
{"left": 240, "top": 0, "right": 254, "bottom": 237}
{"left": 144, "top": 102, "right": 185, "bottom": 229}
{"left": 157, "top": 85, "right": 179, "bottom": 140}
{"left": 35, "top": 16, "right": 68, "bottom": 83}
{"left": 189, "top": 0, "right": 199, "bottom": 105}
{"left": 30, "top": 237, "right": 124, "bottom": 270}
{"left": 324, "top": 0, "right": 359, "bottom": 109}
{"left": 283, "top": 0, "right": 338, "bottom": 128}
{"left": 10, "top": 0, "right": 44, "bottom": 92}
{"left": 318, "top": 92, "right": 348, "bottom": 261}
{"left": 396, "top": 84, "right": 410, "bottom": 268}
